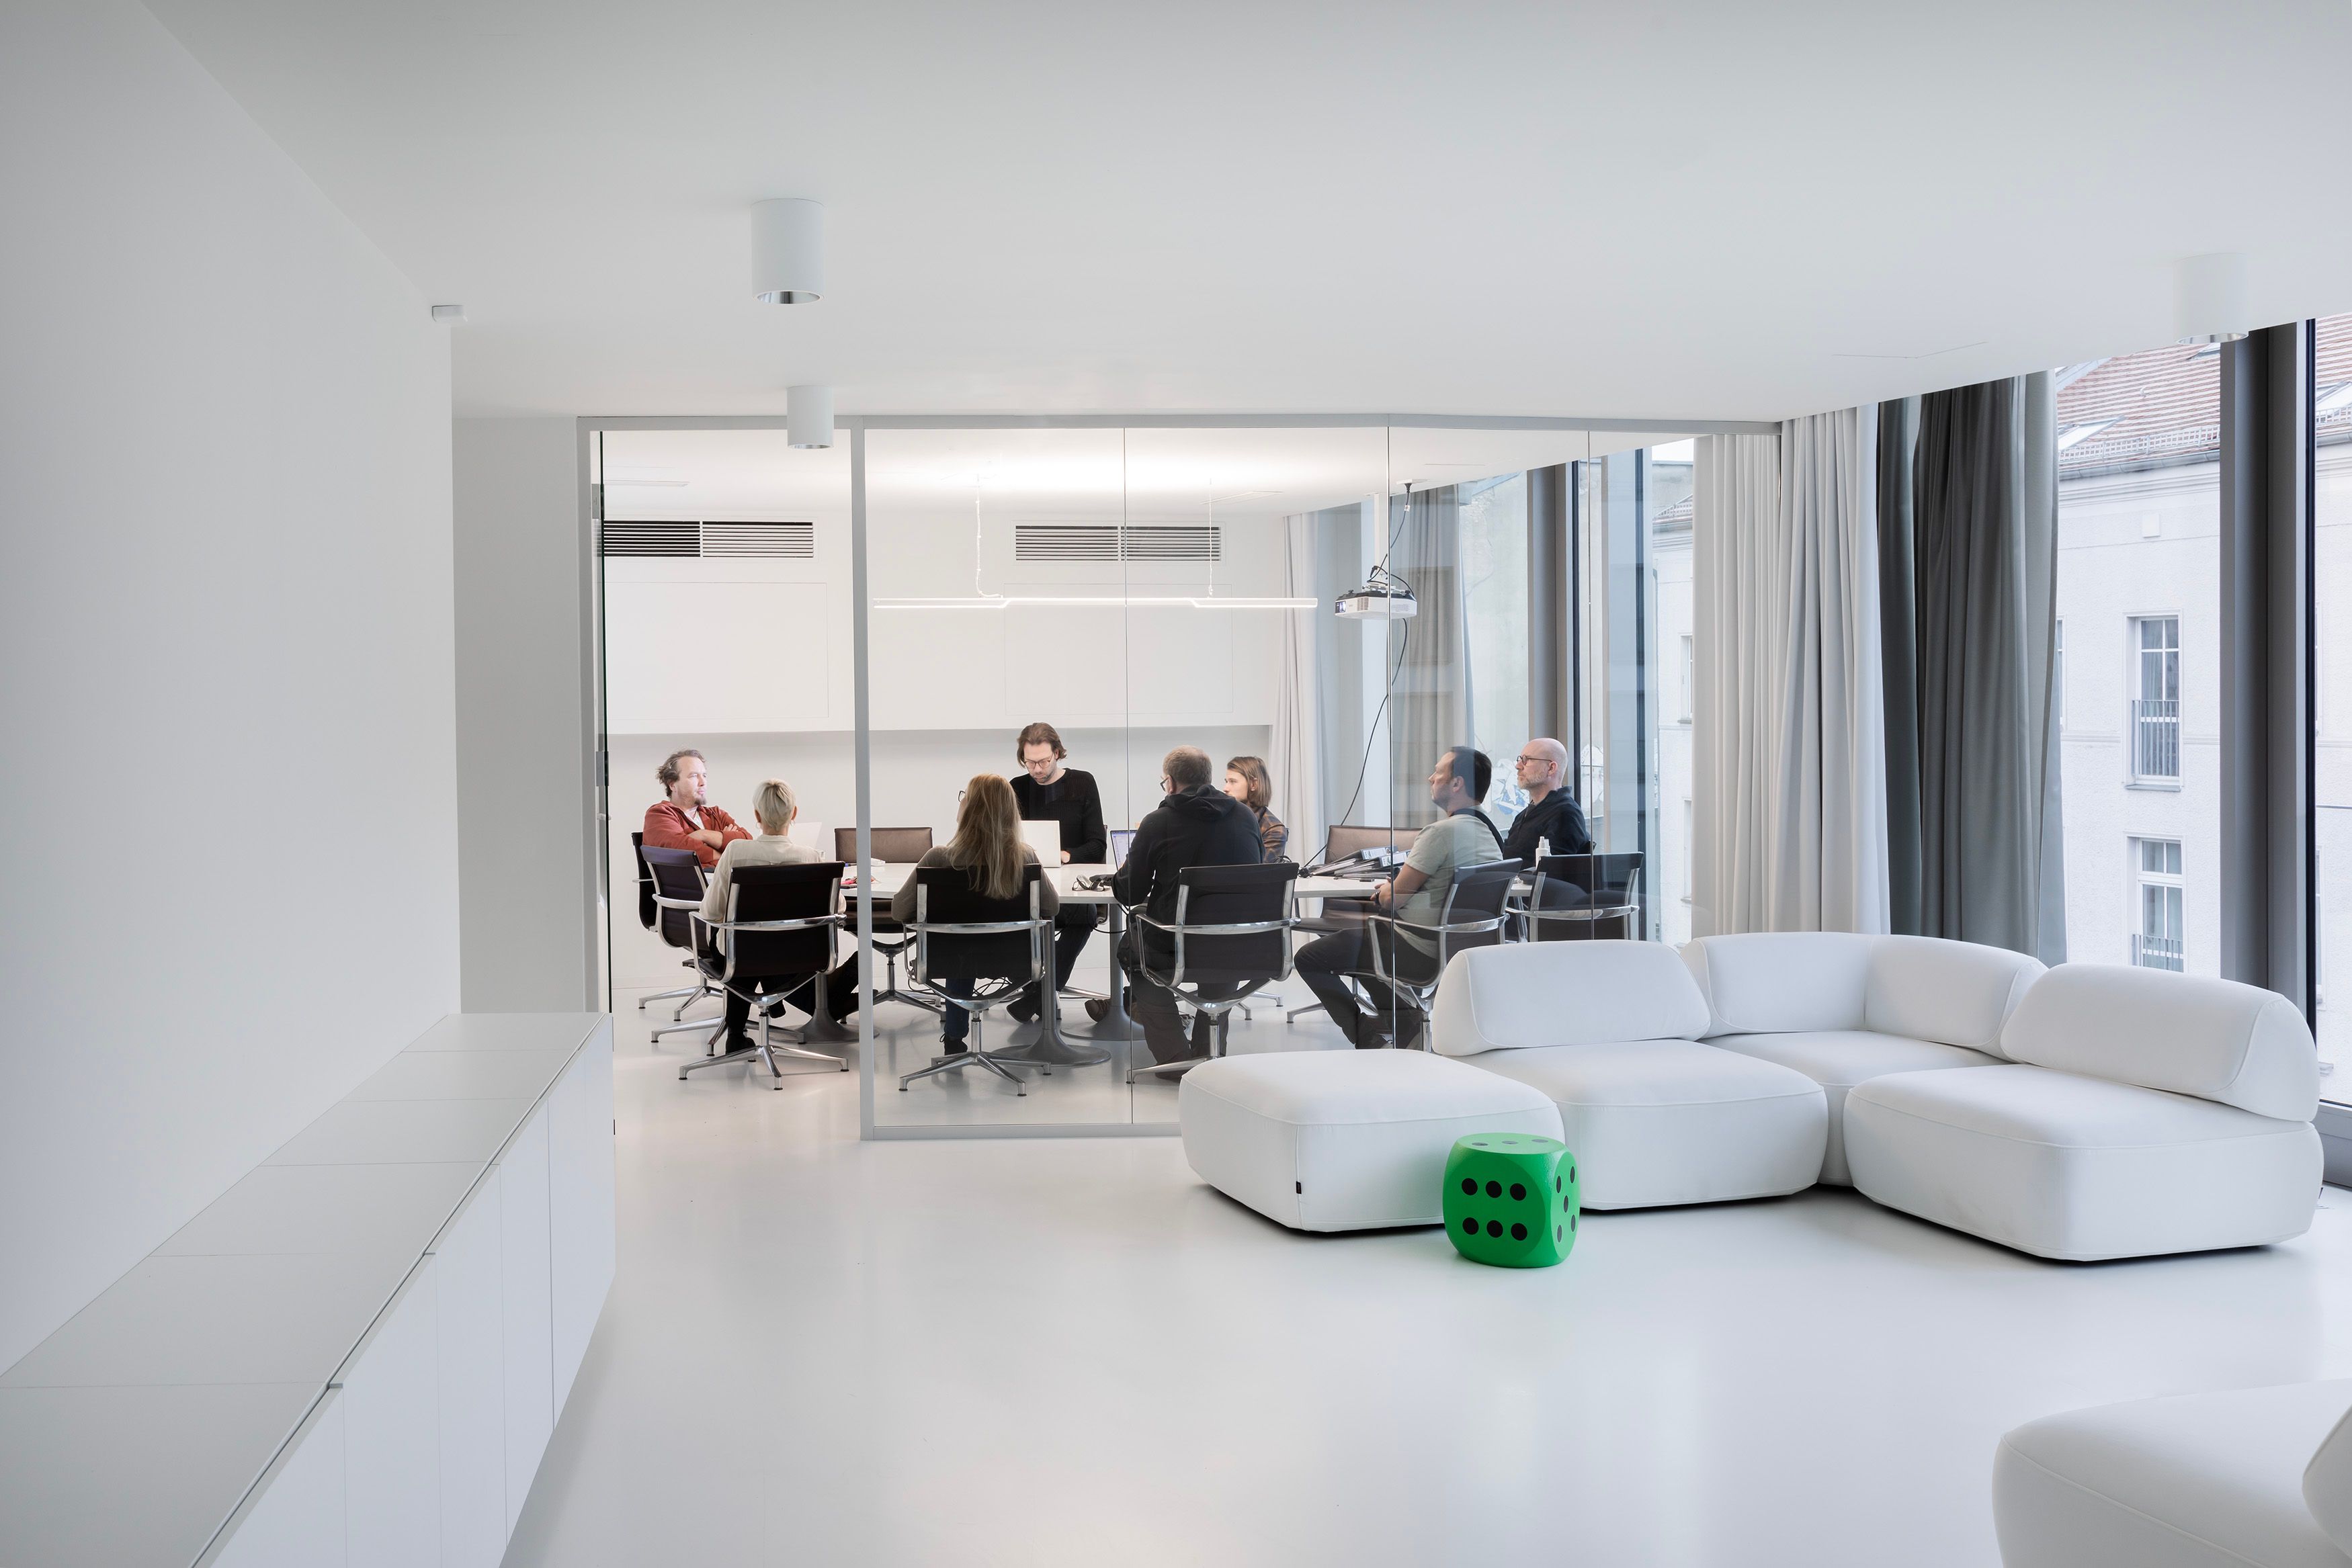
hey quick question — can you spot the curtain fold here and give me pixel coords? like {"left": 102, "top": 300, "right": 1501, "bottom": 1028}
{"left": 1388, "top": 486, "right": 1467, "bottom": 823}
{"left": 1271, "top": 515, "right": 1324, "bottom": 861}
{"left": 1693, "top": 411, "right": 1891, "bottom": 937}
{"left": 1877, "top": 396, "right": 1923, "bottom": 936}
{"left": 1910, "top": 373, "right": 2066, "bottom": 962}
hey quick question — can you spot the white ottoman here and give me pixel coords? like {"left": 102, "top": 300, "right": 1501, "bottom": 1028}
{"left": 1179, "top": 1051, "right": 1562, "bottom": 1232}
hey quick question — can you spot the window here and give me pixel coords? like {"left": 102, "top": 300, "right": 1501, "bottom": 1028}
{"left": 1462, "top": 473, "right": 1531, "bottom": 826}
{"left": 2132, "top": 615, "right": 2181, "bottom": 781}
{"left": 2134, "top": 837, "right": 2184, "bottom": 971}
{"left": 2055, "top": 619, "right": 2065, "bottom": 731}
{"left": 1681, "top": 798, "right": 1693, "bottom": 900}
{"left": 1679, "top": 634, "right": 1694, "bottom": 724}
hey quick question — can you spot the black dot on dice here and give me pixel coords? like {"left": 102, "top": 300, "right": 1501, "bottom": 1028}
{"left": 1462, "top": 1217, "right": 1478, "bottom": 1234}
{"left": 1570, "top": 1213, "right": 1579, "bottom": 1231}
{"left": 1554, "top": 1176, "right": 1562, "bottom": 1193}
{"left": 1510, "top": 1223, "right": 1527, "bottom": 1241}
{"left": 1461, "top": 1177, "right": 1477, "bottom": 1195}
{"left": 1509, "top": 1182, "right": 1526, "bottom": 1202}
{"left": 1486, "top": 1220, "right": 1503, "bottom": 1237}
{"left": 1556, "top": 1224, "right": 1563, "bottom": 1240}
{"left": 1568, "top": 1162, "right": 1577, "bottom": 1182}
{"left": 1484, "top": 1180, "right": 1501, "bottom": 1199}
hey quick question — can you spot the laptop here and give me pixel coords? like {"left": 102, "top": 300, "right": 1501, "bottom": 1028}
{"left": 1108, "top": 828, "right": 1136, "bottom": 868}
{"left": 1019, "top": 818, "right": 1062, "bottom": 861}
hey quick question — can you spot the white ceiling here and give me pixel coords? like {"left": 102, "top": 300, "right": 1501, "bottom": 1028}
{"left": 148, "top": 0, "right": 2352, "bottom": 424}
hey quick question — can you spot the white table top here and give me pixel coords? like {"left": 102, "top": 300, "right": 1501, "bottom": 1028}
{"left": 847, "top": 861, "right": 1380, "bottom": 905}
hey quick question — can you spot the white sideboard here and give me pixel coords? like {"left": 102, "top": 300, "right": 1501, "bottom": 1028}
{"left": 0, "top": 1014, "right": 614, "bottom": 1568}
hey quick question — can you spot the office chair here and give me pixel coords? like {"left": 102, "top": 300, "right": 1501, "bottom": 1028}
{"left": 1126, "top": 863, "right": 1300, "bottom": 1084}
{"left": 835, "top": 826, "right": 942, "bottom": 1014}
{"left": 1527, "top": 853, "right": 1644, "bottom": 941}
{"left": 643, "top": 848, "right": 728, "bottom": 1049}
{"left": 1287, "top": 823, "right": 1426, "bottom": 1022}
{"left": 898, "top": 863, "right": 1052, "bottom": 1097}
{"left": 679, "top": 861, "right": 851, "bottom": 1088}
{"left": 1361, "top": 859, "right": 1525, "bottom": 1049}
{"left": 630, "top": 832, "right": 704, "bottom": 1013}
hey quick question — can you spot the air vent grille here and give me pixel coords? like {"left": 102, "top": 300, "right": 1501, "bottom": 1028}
{"left": 1014, "top": 523, "right": 1220, "bottom": 562}
{"left": 602, "top": 521, "right": 814, "bottom": 559}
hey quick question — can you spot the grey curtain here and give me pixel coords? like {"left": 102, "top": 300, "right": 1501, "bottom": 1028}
{"left": 1900, "top": 374, "right": 2066, "bottom": 963}
{"left": 1388, "top": 485, "right": 1468, "bottom": 824}
{"left": 1877, "top": 396, "right": 1923, "bottom": 936}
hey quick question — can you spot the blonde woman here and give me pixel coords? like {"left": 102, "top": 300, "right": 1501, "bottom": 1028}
{"left": 893, "top": 774, "right": 1060, "bottom": 1053}
{"left": 1223, "top": 755, "right": 1288, "bottom": 861}
{"left": 700, "top": 779, "right": 844, "bottom": 1051}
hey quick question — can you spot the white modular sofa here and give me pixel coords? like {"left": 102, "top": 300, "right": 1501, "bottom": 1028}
{"left": 1428, "top": 939, "right": 1829, "bottom": 1209}
{"left": 1845, "top": 960, "right": 2324, "bottom": 1260}
{"left": 1680, "top": 932, "right": 2045, "bottom": 1184}
{"left": 1994, "top": 1381, "right": 2352, "bottom": 1567}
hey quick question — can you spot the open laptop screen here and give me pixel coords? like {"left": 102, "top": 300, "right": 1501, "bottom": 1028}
{"left": 1108, "top": 828, "right": 1136, "bottom": 868}
{"left": 1019, "top": 818, "right": 1062, "bottom": 861}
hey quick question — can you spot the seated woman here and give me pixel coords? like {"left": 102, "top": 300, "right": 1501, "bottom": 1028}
{"left": 1224, "top": 755, "right": 1288, "bottom": 861}
{"left": 892, "top": 773, "right": 1060, "bottom": 1055}
{"left": 700, "top": 779, "right": 853, "bottom": 1050}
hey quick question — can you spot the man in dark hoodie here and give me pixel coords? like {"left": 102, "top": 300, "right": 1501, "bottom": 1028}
{"left": 1114, "top": 745, "right": 1265, "bottom": 1067}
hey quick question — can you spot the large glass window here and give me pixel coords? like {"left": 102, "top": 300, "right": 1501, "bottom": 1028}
{"left": 2316, "top": 313, "right": 2352, "bottom": 1098}
{"left": 2055, "top": 347, "right": 2220, "bottom": 972}
{"left": 1461, "top": 473, "right": 1531, "bottom": 826}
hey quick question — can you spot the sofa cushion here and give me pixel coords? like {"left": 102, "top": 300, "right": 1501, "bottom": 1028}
{"left": 1177, "top": 1051, "right": 1562, "bottom": 1232}
{"left": 2308, "top": 1401, "right": 2352, "bottom": 1555}
{"left": 1845, "top": 1064, "right": 2321, "bottom": 1261}
{"left": 1709, "top": 1030, "right": 2000, "bottom": 1184}
{"left": 2000, "top": 964, "right": 2321, "bottom": 1123}
{"left": 1430, "top": 939, "right": 1710, "bottom": 1057}
{"left": 1994, "top": 1380, "right": 2352, "bottom": 1568}
{"left": 1862, "top": 935, "right": 2044, "bottom": 1057}
{"left": 1464, "top": 1041, "right": 1826, "bottom": 1210}
{"left": 1681, "top": 932, "right": 1873, "bottom": 1036}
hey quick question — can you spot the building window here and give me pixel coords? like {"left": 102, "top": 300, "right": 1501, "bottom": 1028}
{"left": 2134, "top": 837, "right": 2183, "bottom": 970}
{"left": 1679, "top": 635, "right": 1693, "bottom": 724}
{"left": 2131, "top": 615, "right": 2181, "bottom": 781}
{"left": 2054, "top": 619, "right": 2065, "bottom": 731}
{"left": 1681, "top": 798, "right": 1693, "bottom": 900}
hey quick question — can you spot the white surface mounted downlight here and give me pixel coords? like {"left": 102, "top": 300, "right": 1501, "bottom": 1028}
{"left": 751, "top": 198, "right": 824, "bottom": 304}
{"left": 2173, "top": 252, "right": 2247, "bottom": 343}
{"left": 786, "top": 384, "right": 834, "bottom": 449}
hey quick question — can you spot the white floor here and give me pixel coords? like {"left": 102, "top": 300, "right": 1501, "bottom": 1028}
{"left": 502, "top": 986, "right": 2352, "bottom": 1567}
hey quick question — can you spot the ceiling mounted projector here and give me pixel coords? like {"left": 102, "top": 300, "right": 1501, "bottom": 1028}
{"left": 1334, "top": 562, "right": 1417, "bottom": 619}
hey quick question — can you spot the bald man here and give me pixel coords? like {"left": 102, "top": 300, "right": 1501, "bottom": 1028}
{"left": 1502, "top": 738, "right": 1592, "bottom": 867}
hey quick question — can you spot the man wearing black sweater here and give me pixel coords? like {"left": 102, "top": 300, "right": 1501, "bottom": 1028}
{"left": 1007, "top": 722, "right": 1107, "bottom": 1021}
{"left": 1115, "top": 745, "right": 1265, "bottom": 1065}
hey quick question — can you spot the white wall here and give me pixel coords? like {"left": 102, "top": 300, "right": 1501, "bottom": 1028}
{"left": 0, "top": 0, "right": 458, "bottom": 1368}
{"left": 454, "top": 419, "right": 595, "bottom": 1010}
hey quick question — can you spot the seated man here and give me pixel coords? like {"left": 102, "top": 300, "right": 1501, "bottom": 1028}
{"left": 1501, "top": 737, "right": 1591, "bottom": 865}
{"left": 1296, "top": 746, "right": 1503, "bottom": 1049}
{"left": 1114, "top": 746, "right": 1265, "bottom": 1068}
{"left": 643, "top": 748, "right": 751, "bottom": 870}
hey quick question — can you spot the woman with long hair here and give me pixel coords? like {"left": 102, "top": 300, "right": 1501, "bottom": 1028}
{"left": 892, "top": 773, "right": 1060, "bottom": 1054}
{"left": 1223, "top": 755, "right": 1288, "bottom": 861}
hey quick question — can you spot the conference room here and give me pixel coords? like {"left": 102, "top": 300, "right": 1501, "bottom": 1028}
{"left": 601, "top": 418, "right": 1703, "bottom": 1133}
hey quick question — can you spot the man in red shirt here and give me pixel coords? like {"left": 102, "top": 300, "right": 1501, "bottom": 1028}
{"left": 642, "top": 749, "right": 751, "bottom": 869}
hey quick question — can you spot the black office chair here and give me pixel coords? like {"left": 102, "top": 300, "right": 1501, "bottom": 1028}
{"left": 1288, "top": 823, "right": 1426, "bottom": 1022}
{"left": 679, "top": 861, "right": 850, "bottom": 1088}
{"left": 1127, "top": 863, "right": 1300, "bottom": 1083}
{"left": 643, "top": 848, "right": 728, "bottom": 1049}
{"left": 835, "top": 826, "right": 942, "bottom": 1014}
{"left": 898, "top": 863, "right": 1052, "bottom": 1096}
{"left": 630, "top": 832, "right": 706, "bottom": 1014}
{"left": 1362, "top": 859, "right": 1525, "bottom": 1048}
{"left": 1527, "top": 853, "right": 1645, "bottom": 941}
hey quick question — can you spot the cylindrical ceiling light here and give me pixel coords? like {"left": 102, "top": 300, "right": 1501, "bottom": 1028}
{"left": 751, "top": 198, "right": 824, "bottom": 304}
{"left": 787, "top": 384, "right": 834, "bottom": 449}
{"left": 2174, "top": 252, "right": 2246, "bottom": 344}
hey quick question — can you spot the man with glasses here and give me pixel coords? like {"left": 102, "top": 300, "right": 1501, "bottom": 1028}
{"left": 1006, "top": 721, "right": 1107, "bottom": 1022}
{"left": 1113, "top": 746, "right": 1265, "bottom": 1067}
{"left": 1501, "top": 738, "right": 1591, "bottom": 867}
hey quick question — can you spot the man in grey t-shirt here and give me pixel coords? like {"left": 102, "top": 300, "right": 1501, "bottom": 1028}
{"left": 1296, "top": 747, "right": 1504, "bottom": 1047}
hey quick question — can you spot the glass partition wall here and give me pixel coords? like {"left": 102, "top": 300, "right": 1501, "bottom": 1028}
{"left": 590, "top": 419, "right": 1712, "bottom": 1137}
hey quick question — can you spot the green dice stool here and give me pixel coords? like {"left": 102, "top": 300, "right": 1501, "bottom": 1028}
{"left": 1443, "top": 1133, "right": 1579, "bottom": 1268}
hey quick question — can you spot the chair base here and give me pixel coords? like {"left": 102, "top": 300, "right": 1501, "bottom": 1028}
{"left": 636, "top": 982, "right": 701, "bottom": 1010}
{"left": 898, "top": 1047, "right": 1029, "bottom": 1095}
{"left": 677, "top": 1028, "right": 846, "bottom": 1088}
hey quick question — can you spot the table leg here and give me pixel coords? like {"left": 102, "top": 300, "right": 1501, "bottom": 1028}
{"left": 1087, "top": 900, "right": 1145, "bottom": 1042}
{"left": 995, "top": 923, "right": 1112, "bottom": 1068}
